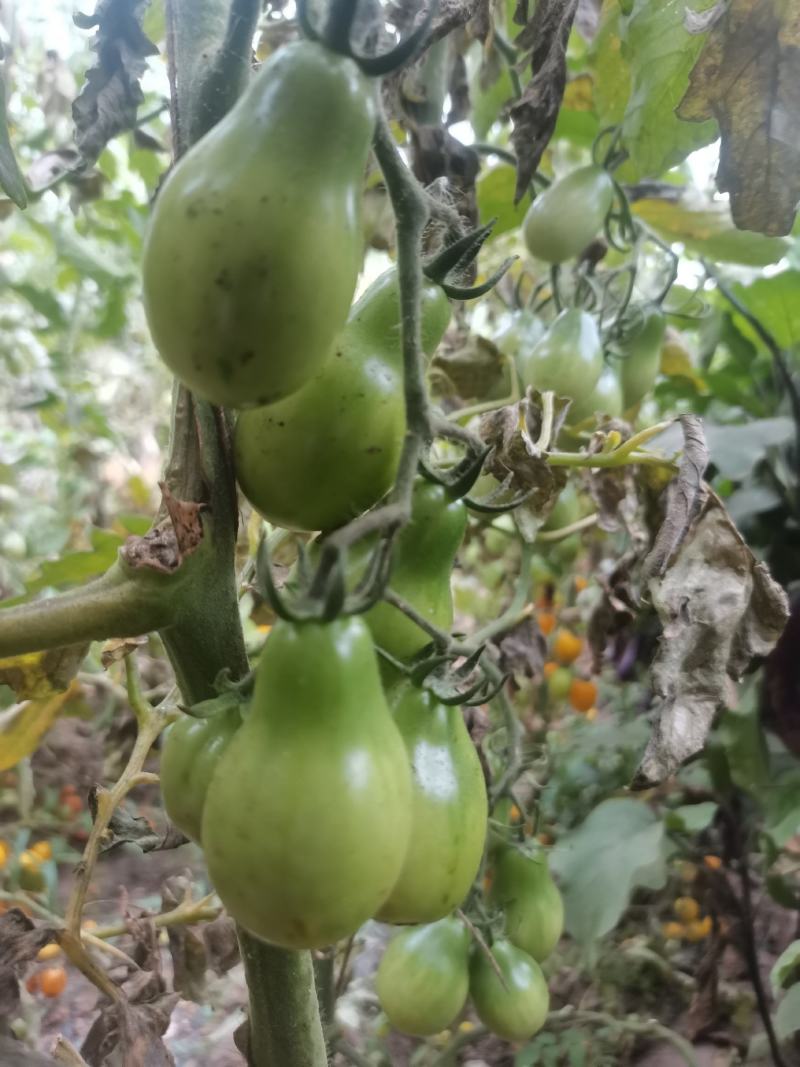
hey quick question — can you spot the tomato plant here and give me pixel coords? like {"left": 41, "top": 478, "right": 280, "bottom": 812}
{"left": 469, "top": 939, "right": 550, "bottom": 1041}
{"left": 523, "top": 166, "right": 615, "bottom": 264}
{"left": 489, "top": 848, "right": 564, "bottom": 963}
{"left": 516, "top": 309, "right": 603, "bottom": 403}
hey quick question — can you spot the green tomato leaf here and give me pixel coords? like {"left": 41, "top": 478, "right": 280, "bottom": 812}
{"left": 590, "top": 0, "right": 630, "bottom": 128}
{"left": 703, "top": 418, "right": 795, "bottom": 481}
{"left": 732, "top": 271, "right": 800, "bottom": 350}
{"left": 476, "top": 165, "right": 531, "bottom": 239}
{"left": 771, "top": 941, "right": 800, "bottom": 994}
{"left": 0, "top": 77, "right": 26, "bottom": 209}
{"left": 621, "top": 0, "right": 717, "bottom": 178}
{"left": 714, "top": 702, "right": 771, "bottom": 795}
{"left": 549, "top": 797, "right": 668, "bottom": 945}
{"left": 774, "top": 984, "right": 800, "bottom": 1042}
{"left": 664, "top": 801, "right": 718, "bottom": 833}
{"left": 762, "top": 770, "right": 800, "bottom": 849}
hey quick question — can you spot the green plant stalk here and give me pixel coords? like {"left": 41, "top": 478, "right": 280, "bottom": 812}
{"left": 0, "top": 563, "right": 172, "bottom": 658}
{"left": 239, "top": 937, "right": 329, "bottom": 1067}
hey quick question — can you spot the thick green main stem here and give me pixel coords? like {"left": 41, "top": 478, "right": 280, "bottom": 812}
{"left": 163, "top": 5, "right": 327, "bottom": 1065}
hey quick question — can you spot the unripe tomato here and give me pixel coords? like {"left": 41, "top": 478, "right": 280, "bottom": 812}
{"left": 160, "top": 706, "right": 241, "bottom": 843}
{"left": 618, "top": 308, "right": 666, "bottom": 409}
{"left": 234, "top": 270, "right": 450, "bottom": 532}
{"left": 567, "top": 366, "right": 623, "bottom": 424}
{"left": 18, "top": 851, "right": 46, "bottom": 893}
{"left": 495, "top": 309, "right": 546, "bottom": 362}
{"left": 202, "top": 617, "right": 412, "bottom": 949}
{"left": 517, "top": 310, "right": 603, "bottom": 404}
{"left": 546, "top": 666, "right": 572, "bottom": 702}
{"left": 490, "top": 848, "right": 564, "bottom": 962}
{"left": 376, "top": 685, "right": 487, "bottom": 924}
{"left": 469, "top": 939, "right": 550, "bottom": 1041}
{"left": 376, "top": 917, "right": 471, "bottom": 1036}
{"left": 38, "top": 966, "right": 67, "bottom": 998}
{"left": 364, "top": 480, "right": 467, "bottom": 661}
{"left": 568, "top": 677, "right": 597, "bottom": 713}
{"left": 142, "top": 42, "right": 376, "bottom": 408}
{"left": 523, "top": 166, "right": 615, "bottom": 264}
{"left": 552, "top": 628, "right": 582, "bottom": 665}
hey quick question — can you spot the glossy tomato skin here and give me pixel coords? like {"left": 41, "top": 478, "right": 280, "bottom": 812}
{"left": 234, "top": 270, "right": 450, "bottom": 532}
{"left": 159, "top": 706, "right": 241, "bottom": 843}
{"left": 517, "top": 309, "right": 603, "bottom": 404}
{"left": 202, "top": 617, "right": 411, "bottom": 949}
{"left": 490, "top": 848, "right": 564, "bottom": 962}
{"left": 376, "top": 916, "right": 471, "bottom": 1035}
{"left": 567, "top": 365, "right": 623, "bottom": 424}
{"left": 365, "top": 480, "right": 467, "bottom": 660}
{"left": 618, "top": 308, "right": 666, "bottom": 409}
{"left": 142, "top": 41, "right": 376, "bottom": 408}
{"left": 376, "top": 684, "right": 487, "bottom": 923}
{"left": 523, "top": 165, "right": 615, "bottom": 264}
{"left": 470, "top": 939, "right": 550, "bottom": 1042}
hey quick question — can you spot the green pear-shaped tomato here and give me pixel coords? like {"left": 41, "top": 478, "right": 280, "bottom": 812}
{"left": 142, "top": 41, "right": 376, "bottom": 408}
{"left": 618, "top": 307, "right": 666, "bottom": 410}
{"left": 490, "top": 848, "right": 564, "bottom": 962}
{"left": 365, "top": 480, "right": 468, "bottom": 660}
{"left": 201, "top": 617, "right": 412, "bottom": 949}
{"left": 567, "top": 365, "right": 623, "bottom": 424}
{"left": 495, "top": 309, "right": 546, "bottom": 362}
{"left": 470, "top": 939, "right": 550, "bottom": 1041}
{"left": 376, "top": 684, "right": 487, "bottom": 924}
{"left": 376, "top": 916, "right": 471, "bottom": 1036}
{"left": 517, "top": 309, "right": 603, "bottom": 404}
{"left": 234, "top": 269, "right": 451, "bottom": 532}
{"left": 159, "top": 706, "right": 241, "bottom": 843}
{"left": 523, "top": 165, "right": 615, "bottom": 264}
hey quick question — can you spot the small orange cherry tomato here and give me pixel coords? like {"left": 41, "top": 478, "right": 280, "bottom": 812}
{"left": 703, "top": 855, "right": 722, "bottom": 871}
{"left": 574, "top": 576, "right": 589, "bottom": 592}
{"left": 0, "top": 840, "right": 10, "bottom": 868}
{"left": 661, "top": 921, "right": 684, "bottom": 940}
{"left": 543, "top": 661, "right": 558, "bottom": 679}
{"left": 39, "top": 966, "right": 67, "bottom": 997}
{"left": 37, "top": 943, "right": 62, "bottom": 961}
{"left": 537, "top": 611, "right": 556, "bottom": 636}
{"left": 684, "top": 916, "right": 712, "bottom": 942}
{"left": 673, "top": 897, "right": 700, "bottom": 922}
{"left": 25, "top": 973, "right": 40, "bottom": 994}
{"left": 568, "top": 678, "right": 597, "bottom": 712}
{"left": 553, "top": 627, "right": 582, "bottom": 665}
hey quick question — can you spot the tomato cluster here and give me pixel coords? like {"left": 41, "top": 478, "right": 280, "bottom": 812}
{"left": 376, "top": 846, "right": 563, "bottom": 1042}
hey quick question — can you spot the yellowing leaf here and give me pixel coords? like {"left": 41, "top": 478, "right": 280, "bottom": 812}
{"left": 563, "top": 73, "right": 594, "bottom": 111}
{"left": 633, "top": 193, "right": 789, "bottom": 266}
{"left": 0, "top": 644, "right": 89, "bottom": 700}
{"left": 678, "top": 0, "right": 800, "bottom": 236}
{"left": 0, "top": 679, "right": 82, "bottom": 771}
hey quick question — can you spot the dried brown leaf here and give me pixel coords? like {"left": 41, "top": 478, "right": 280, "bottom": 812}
{"left": 100, "top": 636, "right": 146, "bottom": 668}
{"left": 496, "top": 616, "right": 546, "bottom": 680}
{"left": 678, "top": 0, "right": 800, "bottom": 236}
{"left": 633, "top": 492, "right": 789, "bottom": 788}
{"left": 510, "top": 0, "right": 579, "bottom": 200}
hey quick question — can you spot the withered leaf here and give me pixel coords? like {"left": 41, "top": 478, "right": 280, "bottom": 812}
{"left": 100, "top": 635, "right": 146, "bottom": 668}
{"left": 587, "top": 552, "right": 639, "bottom": 673}
{"left": 0, "top": 644, "right": 88, "bottom": 699}
{"left": 633, "top": 491, "right": 788, "bottom": 788}
{"left": 510, "top": 0, "right": 579, "bottom": 200}
{"left": 0, "top": 910, "right": 57, "bottom": 1023}
{"left": 496, "top": 616, "right": 546, "bottom": 681}
{"left": 431, "top": 333, "right": 508, "bottom": 401}
{"left": 643, "top": 414, "right": 709, "bottom": 580}
{"left": 479, "top": 391, "right": 569, "bottom": 539}
{"left": 161, "top": 876, "right": 208, "bottom": 1001}
{"left": 677, "top": 0, "right": 800, "bottom": 236}
{"left": 101, "top": 802, "right": 189, "bottom": 854}
{"left": 73, "top": 0, "right": 158, "bottom": 167}
{"left": 81, "top": 995, "right": 178, "bottom": 1067}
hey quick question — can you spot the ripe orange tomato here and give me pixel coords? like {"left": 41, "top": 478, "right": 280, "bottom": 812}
{"left": 39, "top": 967, "right": 67, "bottom": 998}
{"left": 542, "top": 661, "right": 558, "bottom": 679}
{"left": 553, "top": 628, "right": 582, "bottom": 665}
{"left": 537, "top": 611, "right": 556, "bottom": 636}
{"left": 568, "top": 678, "right": 597, "bottom": 712}
{"left": 673, "top": 897, "right": 700, "bottom": 923}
